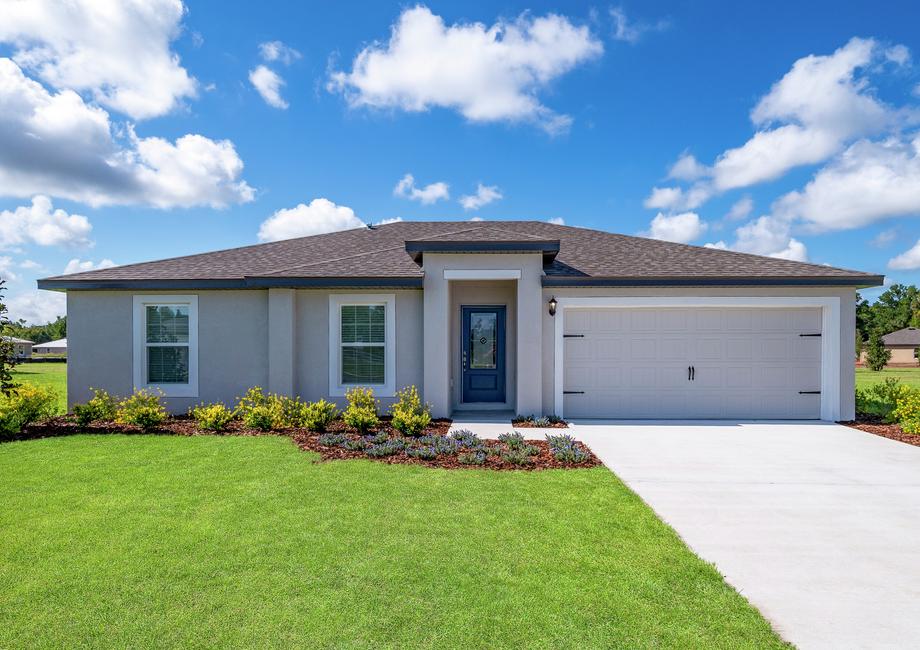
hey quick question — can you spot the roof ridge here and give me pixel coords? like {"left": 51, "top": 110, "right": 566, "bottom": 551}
{"left": 254, "top": 243, "right": 410, "bottom": 276}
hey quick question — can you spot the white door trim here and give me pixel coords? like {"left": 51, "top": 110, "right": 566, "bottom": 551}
{"left": 553, "top": 296, "right": 841, "bottom": 421}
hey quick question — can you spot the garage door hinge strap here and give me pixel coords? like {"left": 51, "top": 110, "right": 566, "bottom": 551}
{"left": 563, "top": 334, "right": 584, "bottom": 338}
{"left": 798, "top": 390, "right": 821, "bottom": 394}
{"left": 799, "top": 333, "right": 822, "bottom": 337}
{"left": 563, "top": 390, "right": 585, "bottom": 394}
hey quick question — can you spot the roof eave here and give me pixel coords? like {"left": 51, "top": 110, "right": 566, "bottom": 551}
{"left": 542, "top": 275, "right": 885, "bottom": 288}
{"left": 37, "top": 276, "right": 425, "bottom": 291}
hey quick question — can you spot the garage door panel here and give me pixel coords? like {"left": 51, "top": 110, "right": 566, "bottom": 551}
{"left": 563, "top": 307, "right": 822, "bottom": 420}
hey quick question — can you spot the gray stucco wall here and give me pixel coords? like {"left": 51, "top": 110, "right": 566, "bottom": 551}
{"left": 68, "top": 290, "right": 269, "bottom": 412}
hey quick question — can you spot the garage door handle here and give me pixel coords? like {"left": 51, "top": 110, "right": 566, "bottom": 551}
{"left": 691, "top": 365, "right": 695, "bottom": 381}
{"left": 688, "top": 366, "right": 692, "bottom": 381}
{"left": 563, "top": 334, "right": 584, "bottom": 338}
{"left": 799, "top": 390, "right": 821, "bottom": 394}
{"left": 563, "top": 390, "right": 584, "bottom": 395}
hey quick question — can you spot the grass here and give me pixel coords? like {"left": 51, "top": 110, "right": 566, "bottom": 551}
{"left": 0, "top": 435, "right": 787, "bottom": 649}
{"left": 856, "top": 366, "right": 920, "bottom": 391}
{"left": 9, "top": 362, "right": 66, "bottom": 414}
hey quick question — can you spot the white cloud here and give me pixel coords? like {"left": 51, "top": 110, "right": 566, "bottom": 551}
{"left": 459, "top": 184, "right": 502, "bottom": 210}
{"left": 547, "top": 217, "right": 565, "bottom": 225}
{"left": 5, "top": 290, "right": 66, "bottom": 325}
{"left": 0, "top": 0, "right": 197, "bottom": 120}
{"left": 668, "top": 153, "right": 708, "bottom": 181}
{"left": 726, "top": 196, "right": 754, "bottom": 221}
{"left": 0, "top": 58, "right": 253, "bottom": 208}
{"left": 249, "top": 65, "right": 288, "bottom": 109}
{"left": 0, "top": 196, "right": 92, "bottom": 249}
{"left": 258, "top": 198, "right": 365, "bottom": 242}
{"left": 774, "top": 135, "right": 920, "bottom": 232}
{"left": 889, "top": 239, "right": 920, "bottom": 270}
{"left": 643, "top": 186, "right": 684, "bottom": 210}
{"left": 711, "top": 214, "right": 809, "bottom": 262}
{"left": 645, "top": 211, "right": 707, "bottom": 244}
{"left": 871, "top": 228, "right": 897, "bottom": 247}
{"left": 393, "top": 174, "right": 450, "bottom": 204}
{"left": 18, "top": 259, "right": 43, "bottom": 271}
{"left": 0, "top": 256, "right": 18, "bottom": 281}
{"left": 375, "top": 217, "right": 403, "bottom": 226}
{"left": 885, "top": 44, "right": 910, "bottom": 66}
{"left": 328, "top": 6, "right": 603, "bottom": 134}
{"left": 259, "top": 41, "right": 301, "bottom": 65}
{"left": 63, "top": 258, "right": 116, "bottom": 275}
{"left": 609, "top": 7, "right": 668, "bottom": 44}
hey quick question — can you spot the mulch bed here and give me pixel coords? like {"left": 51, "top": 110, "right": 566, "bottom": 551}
{"left": 511, "top": 419, "right": 569, "bottom": 429}
{"left": 12, "top": 416, "right": 600, "bottom": 471}
{"left": 840, "top": 418, "right": 920, "bottom": 448}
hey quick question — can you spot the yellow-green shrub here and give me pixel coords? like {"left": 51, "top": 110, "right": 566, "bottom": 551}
{"left": 302, "top": 399, "right": 339, "bottom": 431}
{"left": 343, "top": 387, "right": 379, "bottom": 433}
{"left": 389, "top": 385, "right": 431, "bottom": 436}
{"left": 0, "top": 384, "right": 58, "bottom": 437}
{"left": 189, "top": 402, "right": 234, "bottom": 432}
{"left": 893, "top": 387, "right": 920, "bottom": 434}
{"left": 72, "top": 388, "right": 118, "bottom": 427}
{"left": 116, "top": 388, "right": 167, "bottom": 432}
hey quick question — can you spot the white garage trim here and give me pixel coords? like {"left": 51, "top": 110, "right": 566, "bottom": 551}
{"left": 553, "top": 296, "right": 841, "bottom": 421}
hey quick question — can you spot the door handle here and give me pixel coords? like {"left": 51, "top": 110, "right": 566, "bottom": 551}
{"left": 688, "top": 366, "right": 692, "bottom": 381}
{"left": 691, "top": 365, "right": 695, "bottom": 381}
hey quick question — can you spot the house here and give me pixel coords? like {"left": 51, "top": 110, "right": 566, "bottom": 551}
{"left": 3, "top": 336, "right": 33, "bottom": 359}
{"left": 33, "top": 338, "right": 67, "bottom": 356}
{"left": 878, "top": 327, "right": 920, "bottom": 365}
{"left": 38, "top": 221, "right": 883, "bottom": 421}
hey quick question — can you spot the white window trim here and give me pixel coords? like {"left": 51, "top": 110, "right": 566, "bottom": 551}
{"left": 133, "top": 295, "right": 199, "bottom": 398}
{"left": 552, "top": 296, "right": 841, "bottom": 422}
{"left": 329, "top": 294, "right": 396, "bottom": 397}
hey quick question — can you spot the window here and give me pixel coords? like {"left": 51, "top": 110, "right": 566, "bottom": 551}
{"left": 133, "top": 295, "right": 198, "bottom": 397}
{"left": 329, "top": 294, "right": 396, "bottom": 396}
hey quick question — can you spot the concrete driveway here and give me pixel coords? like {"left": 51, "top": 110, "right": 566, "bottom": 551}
{"left": 570, "top": 421, "right": 920, "bottom": 650}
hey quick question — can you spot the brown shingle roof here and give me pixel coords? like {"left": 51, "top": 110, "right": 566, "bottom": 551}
{"left": 38, "top": 220, "right": 884, "bottom": 289}
{"left": 882, "top": 327, "right": 920, "bottom": 346}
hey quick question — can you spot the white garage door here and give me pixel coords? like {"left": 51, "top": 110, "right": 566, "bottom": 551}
{"left": 563, "top": 307, "right": 822, "bottom": 419}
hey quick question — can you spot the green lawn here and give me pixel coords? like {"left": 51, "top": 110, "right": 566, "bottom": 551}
{"left": 856, "top": 366, "right": 920, "bottom": 390}
{"left": 9, "top": 362, "right": 66, "bottom": 414}
{"left": 0, "top": 435, "right": 786, "bottom": 648}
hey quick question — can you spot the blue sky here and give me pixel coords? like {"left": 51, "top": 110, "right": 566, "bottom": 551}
{"left": 2, "top": 0, "right": 920, "bottom": 323}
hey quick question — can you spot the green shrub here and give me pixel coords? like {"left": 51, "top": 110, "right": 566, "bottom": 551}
{"left": 302, "top": 399, "right": 339, "bottom": 431}
{"left": 366, "top": 438, "right": 404, "bottom": 457}
{"left": 389, "top": 385, "right": 431, "bottom": 436}
{"left": 893, "top": 387, "right": 920, "bottom": 434}
{"left": 317, "top": 433, "right": 347, "bottom": 447}
{"left": 498, "top": 431, "right": 527, "bottom": 450}
{"left": 500, "top": 449, "right": 534, "bottom": 466}
{"left": 115, "top": 388, "right": 167, "bottom": 432}
{"left": 0, "top": 384, "right": 58, "bottom": 437}
{"left": 235, "top": 387, "right": 284, "bottom": 430}
{"left": 72, "top": 388, "right": 118, "bottom": 427}
{"left": 343, "top": 387, "right": 379, "bottom": 434}
{"left": 189, "top": 402, "right": 234, "bottom": 432}
{"left": 458, "top": 451, "right": 486, "bottom": 465}
{"left": 865, "top": 330, "right": 891, "bottom": 371}
{"left": 857, "top": 378, "right": 911, "bottom": 420}
{"left": 344, "top": 437, "right": 368, "bottom": 451}
{"left": 406, "top": 445, "right": 437, "bottom": 460}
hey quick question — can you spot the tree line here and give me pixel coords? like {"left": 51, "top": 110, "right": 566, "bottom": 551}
{"left": 4, "top": 315, "right": 66, "bottom": 345}
{"left": 857, "top": 284, "right": 920, "bottom": 370}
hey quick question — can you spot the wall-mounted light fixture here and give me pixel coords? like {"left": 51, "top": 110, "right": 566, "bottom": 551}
{"left": 548, "top": 296, "right": 557, "bottom": 316}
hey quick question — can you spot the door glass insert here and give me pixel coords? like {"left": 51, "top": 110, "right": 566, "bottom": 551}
{"left": 469, "top": 312, "right": 497, "bottom": 369}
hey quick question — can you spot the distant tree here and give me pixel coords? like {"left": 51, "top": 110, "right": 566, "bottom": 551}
{"left": 869, "top": 284, "right": 920, "bottom": 335}
{"left": 855, "top": 330, "right": 864, "bottom": 362}
{"left": 0, "top": 281, "right": 19, "bottom": 395}
{"left": 915, "top": 347, "right": 920, "bottom": 366}
{"left": 4, "top": 315, "right": 66, "bottom": 344}
{"left": 865, "top": 330, "right": 891, "bottom": 372}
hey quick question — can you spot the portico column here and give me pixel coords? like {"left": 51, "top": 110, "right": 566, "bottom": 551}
{"left": 268, "top": 288, "right": 295, "bottom": 396}
{"left": 516, "top": 266, "right": 543, "bottom": 415}
{"left": 423, "top": 271, "right": 451, "bottom": 417}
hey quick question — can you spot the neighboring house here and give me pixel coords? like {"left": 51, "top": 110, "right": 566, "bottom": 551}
{"left": 875, "top": 327, "right": 920, "bottom": 365}
{"left": 3, "top": 336, "right": 33, "bottom": 359}
{"left": 38, "top": 221, "right": 883, "bottom": 421}
{"left": 33, "top": 338, "right": 67, "bottom": 356}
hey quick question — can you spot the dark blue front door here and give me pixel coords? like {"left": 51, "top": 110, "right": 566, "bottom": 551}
{"left": 462, "top": 306, "right": 506, "bottom": 403}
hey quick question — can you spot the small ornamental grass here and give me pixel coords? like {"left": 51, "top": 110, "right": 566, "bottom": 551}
{"left": 366, "top": 438, "right": 405, "bottom": 457}
{"left": 497, "top": 431, "right": 527, "bottom": 450}
{"left": 458, "top": 450, "right": 486, "bottom": 465}
{"left": 0, "top": 384, "right": 58, "bottom": 437}
{"left": 115, "top": 388, "right": 167, "bottom": 432}
{"left": 318, "top": 433, "right": 347, "bottom": 447}
{"left": 406, "top": 445, "right": 437, "bottom": 460}
{"left": 343, "top": 387, "right": 379, "bottom": 434}
{"left": 389, "top": 385, "right": 431, "bottom": 436}
{"left": 189, "top": 403, "right": 234, "bottom": 433}
{"left": 500, "top": 448, "right": 534, "bottom": 466}
{"left": 450, "top": 429, "right": 482, "bottom": 449}
{"left": 72, "top": 388, "right": 118, "bottom": 428}
{"left": 547, "top": 433, "right": 591, "bottom": 463}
